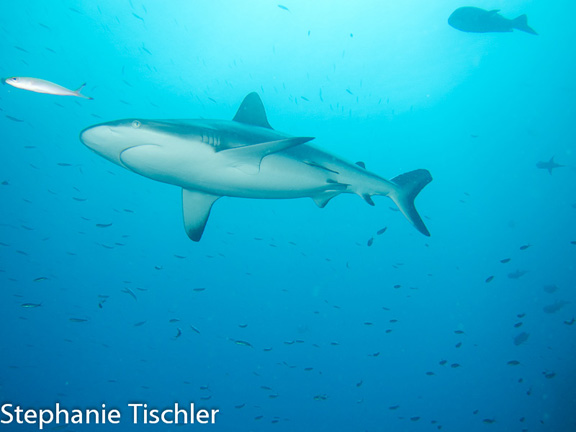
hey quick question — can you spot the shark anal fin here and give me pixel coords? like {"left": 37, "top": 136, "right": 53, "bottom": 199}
{"left": 233, "top": 93, "right": 273, "bottom": 129}
{"left": 182, "top": 189, "right": 220, "bottom": 241}
{"left": 224, "top": 137, "right": 314, "bottom": 174}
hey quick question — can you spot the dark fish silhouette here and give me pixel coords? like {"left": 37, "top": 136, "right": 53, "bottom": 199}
{"left": 448, "top": 7, "right": 537, "bottom": 35}
{"left": 536, "top": 156, "right": 564, "bottom": 174}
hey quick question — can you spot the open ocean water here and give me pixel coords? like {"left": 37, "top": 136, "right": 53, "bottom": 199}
{"left": 1, "top": 0, "right": 575, "bottom": 431}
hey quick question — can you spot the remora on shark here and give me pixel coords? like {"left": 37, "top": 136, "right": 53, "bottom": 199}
{"left": 80, "top": 93, "right": 432, "bottom": 241}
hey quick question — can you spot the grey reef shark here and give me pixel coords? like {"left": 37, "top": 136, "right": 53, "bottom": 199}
{"left": 80, "top": 93, "right": 432, "bottom": 241}
{"left": 448, "top": 7, "right": 538, "bottom": 35}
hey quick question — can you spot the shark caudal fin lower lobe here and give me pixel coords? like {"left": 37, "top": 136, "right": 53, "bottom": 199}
{"left": 389, "top": 169, "right": 432, "bottom": 236}
{"left": 513, "top": 14, "right": 538, "bottom": 35}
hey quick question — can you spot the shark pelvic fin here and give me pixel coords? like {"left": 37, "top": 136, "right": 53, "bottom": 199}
{"left": 224, "top": 137, "right": 314, "bottom": 174}
{"left": 233, "top": 93, "right": 273, "bottom": 129}
{"left": 182, "top": 189, "right": 220, "bottom": 241}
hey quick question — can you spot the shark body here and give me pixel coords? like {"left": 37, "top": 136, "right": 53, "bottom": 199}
{"left": 80, "top": 93, "right": 432, "bottom": 241}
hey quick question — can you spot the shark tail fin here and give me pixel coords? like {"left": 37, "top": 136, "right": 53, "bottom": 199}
{"left": 389, "top": 169, "right": 432, "bottom": 236}
{"left": 513, "top": 14, "right": 538, "bottom": 35}
{"left": 75, "top": 83, "right": 93, "bottom": 100}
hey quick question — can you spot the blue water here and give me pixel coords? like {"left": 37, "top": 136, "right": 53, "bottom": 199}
{"left": 1, "top": 0, "right": 575, "bottom": 431}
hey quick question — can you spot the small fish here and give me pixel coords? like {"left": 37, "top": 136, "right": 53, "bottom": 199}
{"left": 376, "top": 227, "right": 387, "bottom": 235}
{"left": 508, "top": 270, "right": 527, "bottom": 279}
{"left": 313, "top": 394, "right": 328, "bottom": 401}
{"left": 69, "top": 318, "right": 88, "bottom": 323}
{"left": 513, "top": 332, "right": 529, "bottom": 346}
{"left": 500, "top": 258, "right": 511, "bottom": 263}
{"left": 33, "top": 277, "right": 48, "bottom": 282}
{"left": 543, "top": 372, "right": 556, "bottom": 379}
{"left": 482, "top": 418, "right": 496, "bottom": 424}
{"left": 388, "top": 405, "right": 400, "bottom": 410}
{"left": 234, "top": 340, "right": 253, "bottom": 348}
{"left": 21, "top": 303, "right": 41, "bottom": 308}
{"left": 367, "top": 237, "right": 374, "bottom": 247}
{"left": 4, "top": 77, "right": 92, "bottom": 99}
{"left": 543, "top": 284, "right": 558, "bottom": 293}
{"left": 514, "top": 322, "right": 523, "bottom": 328}
{"left": 301, "top": 96, "right": 309, "bottom": 102}
{"left": 507, "top": 360, "right": 520, "bottom": 366}
{"left": 564, "top": 318, "right": 575, "bottom": 326}
{"left": 190, "top": 325, "right": 201, "bottom": 334}
{"left": 451, "top": 363, "right": 461, "bottom": 368}
{"left": 121, "top": 287, "right": 137, "bottom": 301}
{"left": 175, "top": 328, "right": 182, "bottom": 338}
{"left": 454, "top": 330, "right": 465, "bottom": 334}
{"left": 543, "top": 300, "right": 570, "bottom": 314}
{"left": 455, "top": 342, "right": 462, "bottom": 348}
{"left": 5, "top": 115, "right": 24, "bottom": 122}
{"left": 169, "top": 318, "right": 180, "bottom": 323}
{"left": 485, "top": 275, "right": 494, "bottom": 283}
{"left": 519, "top": 244, "right": 531, "bottom": 250}
{"left": 134, "top": 321, "right": 146, "bottom": 327}
{"left": 346, "top": 89, "right": 353, "bottom": 95}
{"left": 277, "top": 5, "right": 290, "bottom": 11}
{"left": 96, "top": 223, "right": 113, "bottom": 228}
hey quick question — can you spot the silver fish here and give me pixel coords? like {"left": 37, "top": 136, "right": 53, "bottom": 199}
{"left": 4, "top": 76, "right": 93, "bottom": 99}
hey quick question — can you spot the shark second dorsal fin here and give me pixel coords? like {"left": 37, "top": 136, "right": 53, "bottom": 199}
{"left": 182, "top": 189, "right": 220, "bottom": 241}
{"left": 233, "top": 93, "right": 273, "bottom": 129}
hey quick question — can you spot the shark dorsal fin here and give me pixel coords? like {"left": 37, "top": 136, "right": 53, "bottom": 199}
{"left": 233, "top": 93, "right": 273, "bottom": 129}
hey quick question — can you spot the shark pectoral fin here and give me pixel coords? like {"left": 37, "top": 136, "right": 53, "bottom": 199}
{"left": 224, "top": 137, "right": 314, "bottom": 174}
{"left": 182, "top": 189, "right": 220, "bottom": 241}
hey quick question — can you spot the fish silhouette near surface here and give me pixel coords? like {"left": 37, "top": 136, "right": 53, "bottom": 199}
{"left": 536, "top": 157, "right": 564, "bottom": 175}
{"left": 80, "top": 93, "right": 432, "bottom": 241}
{"left": 448, "top": 7, "right": 538, "bottom": 35}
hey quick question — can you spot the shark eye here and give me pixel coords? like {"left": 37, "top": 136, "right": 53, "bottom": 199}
{"left": 132, "top": 120, "right": 141, "bottom": 128}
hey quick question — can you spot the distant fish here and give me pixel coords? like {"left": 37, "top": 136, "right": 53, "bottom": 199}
{"left": 367, "top": 237, "right": 374, "bottom": 247}
{"left": 21, "top": 303, "right": 41, "bottom": 308}
{"left": 485, "top": 275, "right": 494, "bottom": 283}
{"left": 277, "top": 5, "right": 290, "bottom": 12}
{"left": 376, "top": 227, "right": 387, "bottom": 235}
{"left": 519, "top": 244, "right": 531, "bottom": 250}
{"left": 448, "top": 7, "right": 537, "bottom": 35}
{"left": 69, "top": 318, "right": 88, "bottom": 323}
{"left": 507, "top": 360, "right": 520, "bottom": 366}
{"left": 508, "top": 270, "right": 527, "bottom": 279}
{"left": 543, "top": 300, "right": 570, "bottom": 314}
{"left": 564, "top": 318, "right": 575, "bottom": 326}
{"left": 121, "top": 287, "right": 137, "bottom": 301}
{"left": 95, "top": 222, "right": 113, "bottom": 228}
{"left": 175, "top": 328, "right": 182, "bottom": 338}
{"left": 543, "top": 284, "right": 558, "bottom": 293}
{"left": 513, "top": 332, "right": 529, "bottom": 346}
{"left": 33, "top": 277, "right": 48, "bottom": 282}
{"left": 536, "top": 156, "right": 564, "bottom": 174}
{"left": 500, "top": 258, "right": 511, "bottom": 264}
{"left": 4, "top": 77, "right": 93, "bottom": 99}
{"left": 233, "top": 339, "right": 253, "bottom": 348}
